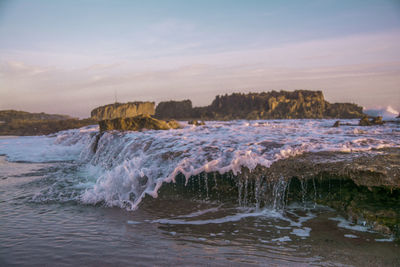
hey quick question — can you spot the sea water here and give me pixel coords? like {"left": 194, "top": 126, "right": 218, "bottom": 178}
{"left": 0, "top": 120, "right": 399, "bottom": 266}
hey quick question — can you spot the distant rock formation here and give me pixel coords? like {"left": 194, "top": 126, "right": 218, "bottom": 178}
{"left": 91, "top": 102, "right": 155, "bottom": 121}
{"left": 0, "top": 110, "right": 72, "bottom": 123}
{"left": 0, "top": 110, "right": 95, "bottom": 136}
{"left": 99, "top": 114, "right": 181, "bottom": 132}
{"left": 154, "top": 90, "right": 364, "bottom": 120}
{"left": 0, "top": 118, "right": 96, "bottom": 136}
{"left": 155, "top": 100, "right": 193, "bottom": 120}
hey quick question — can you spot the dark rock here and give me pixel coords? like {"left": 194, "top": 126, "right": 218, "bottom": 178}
{"left": 359, "top": 115, "right": 384, "bottom": 126}
{"left": 99, "top": 114, "right": 181, "bottom": 132}
{"left": 188, "top": 120, "right": 205, "bottom": 126}
{"left": 91, "top": 102, "right": 155, "bottom": 121}
{"left": 324, "top": 102, "right": 364, "bottom": 119}
{"left": 333, "top": 120, "right": 340, "bottom": 127}
{"left": 155, "top": 100, "right": 193, "bottom": 120}
{"left": 154, "top": 90, "right": 365, "bottom": 120}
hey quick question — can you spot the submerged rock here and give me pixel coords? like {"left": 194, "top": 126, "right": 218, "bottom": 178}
{"left": 91, "top": 102, "right": 155, "bottom": 121}
{"left": 99, "top": 115, "right": 181, "bottom": 132}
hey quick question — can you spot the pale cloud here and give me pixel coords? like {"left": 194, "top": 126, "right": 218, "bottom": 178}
{"left": 1, "top": 31, "right": 399, "bottom": 117}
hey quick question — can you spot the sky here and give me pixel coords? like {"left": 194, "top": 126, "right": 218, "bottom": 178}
{"left": 0, "top": 0, "right": 399, "bottom": 118}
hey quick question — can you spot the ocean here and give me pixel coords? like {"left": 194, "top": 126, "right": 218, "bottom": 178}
{"left": 0, "top": 119, "right": 399, "bottom": 266}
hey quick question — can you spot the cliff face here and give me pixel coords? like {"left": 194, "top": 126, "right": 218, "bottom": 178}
{"left": 91, "top": 102, "right": 155, "bottom": 121}
{"left": 154, "top": 90, "right": 364, "bottom": 120}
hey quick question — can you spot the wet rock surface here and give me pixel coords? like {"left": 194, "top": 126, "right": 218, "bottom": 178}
{"left": 359, "top": 115, "right": 384, "bottom": 126}
{"left": 164, "top": 148, "right": 400, "bottom": 238}
{"left": 188, "top": 120, "right": 205, "bottom": 126}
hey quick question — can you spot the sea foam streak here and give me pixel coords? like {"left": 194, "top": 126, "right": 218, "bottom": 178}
{"left": 0, "top": 119, "right": 399, "bottom": 210}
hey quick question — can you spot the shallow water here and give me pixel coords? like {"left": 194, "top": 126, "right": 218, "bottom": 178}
{"left": 0, "top": 120, "right": 399, "bottom": 265}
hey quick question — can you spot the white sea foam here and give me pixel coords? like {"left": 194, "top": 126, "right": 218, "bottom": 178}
{"left": 291, "top": 227, "right": 311, "bottom": 238}
{"left": 0, "top": 126, "right": 97, "bottom": 163}
{"left": 152, "top": 208, "right": 284, "bottom": 225}
{"left": 344, "top": 234, "right": 358, "bottom": 239}
{"left": 329, "top": 217, "right": 371, "bottom": 232}
{"left": 0, "top": 120, "right": 398, "bottom": 210}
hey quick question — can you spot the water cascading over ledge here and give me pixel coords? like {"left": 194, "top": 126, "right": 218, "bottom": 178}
{"left": 81, "top": 120, "right": 400, "bottom": 239}
{"left": 155, "top": 149, "right": 400, "bottom": 238}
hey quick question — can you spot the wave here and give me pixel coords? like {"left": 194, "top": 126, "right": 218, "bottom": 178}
{"left": 364, "top": 105, "right": 399, "bottom": 120}
{"left": 0, "top": 119, "right": 399, "bottom": 210}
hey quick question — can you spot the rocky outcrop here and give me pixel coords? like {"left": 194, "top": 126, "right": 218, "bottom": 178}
{"left": 206, "top": 90, "right": 327, "bottom": 120}
{"left": 155, "top": 100, "right": 193, "bottom": 120}
{"left": 0, "top": 110, "right": 72, "bottom": 123}
{"left": 324, "top": 102, "right": 364, "bottom": 118}
{"left": 99, "top": 114, "right": 180, "bottom": 132}
{"left": 359, "top": 115, "right": 384, "bottom": 126}
{"left": 91, "top": 102, "right": 155, "bottom": 121}
{"left": 154, "top": 90, "right": 365, "bottom": 120}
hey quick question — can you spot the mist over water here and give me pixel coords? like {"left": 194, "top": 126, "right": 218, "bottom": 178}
{"left": 0, "top": 119, "right": 399, "bottom": 265}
